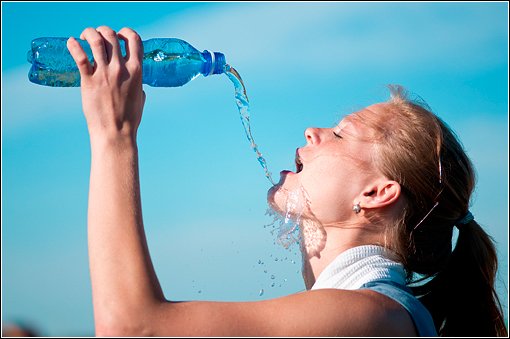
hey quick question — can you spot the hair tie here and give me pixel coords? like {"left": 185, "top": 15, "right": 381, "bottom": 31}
{"left": 456, "top": 211, "right": 474, "bottom": 228}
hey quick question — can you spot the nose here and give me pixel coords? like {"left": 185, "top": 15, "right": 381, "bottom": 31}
{"left": 304, "top": 127, "right": 320, "bottom": 144}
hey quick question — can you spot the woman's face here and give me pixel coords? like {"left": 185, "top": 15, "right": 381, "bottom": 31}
{"left": 267, "top": 108, "right": 383, "bottom": 226}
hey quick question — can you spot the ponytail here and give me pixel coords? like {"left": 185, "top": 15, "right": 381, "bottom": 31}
{"left": 412, "top": 220, "right": 507, "bottom": 336}
{"left": 367, "top": 85, "right": 507, "bottom": 336}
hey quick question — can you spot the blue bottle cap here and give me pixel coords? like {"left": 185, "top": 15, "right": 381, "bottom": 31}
{"left": 212, "top": 52, "right": 226, "bottom": 75}
{"left": 202, "top": 50, "right": 226, "bottom": 76}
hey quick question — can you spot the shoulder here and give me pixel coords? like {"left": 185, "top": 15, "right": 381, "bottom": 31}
{"left": 354, "top": 288, "right": 418, "bottom": 336}
{"left": 148, "top": 288, "right": 417, "bottom": 336}
{"left": 283, "top": 288, "right": 417, "bottom": 336}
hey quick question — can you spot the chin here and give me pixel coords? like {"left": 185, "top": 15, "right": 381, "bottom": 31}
{"left": 267, "top": 172, "right": 311, "bottom": 222}
{"left": 267, "top": 181, "right": 285, "bottom": 215}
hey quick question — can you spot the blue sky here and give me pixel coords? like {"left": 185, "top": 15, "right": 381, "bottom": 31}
{"left": 2, "top": 1, "right": 508, "bottom": 335}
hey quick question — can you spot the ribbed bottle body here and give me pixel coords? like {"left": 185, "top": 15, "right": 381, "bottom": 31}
{"left": 27, "top": 37, "right": 226, "bottom": 87}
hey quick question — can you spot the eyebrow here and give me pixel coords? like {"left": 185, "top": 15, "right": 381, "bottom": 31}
{"left": 338, "top": 118, "right": 358, "bottom": 134}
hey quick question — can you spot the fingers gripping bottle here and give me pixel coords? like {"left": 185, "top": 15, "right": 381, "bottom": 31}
{"left": 27, "top": 37, "right": 226, "bottom": 87}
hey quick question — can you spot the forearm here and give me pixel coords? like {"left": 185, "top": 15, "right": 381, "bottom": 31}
{"left": 87, "top": 136, "right": 164, "bottom": 331}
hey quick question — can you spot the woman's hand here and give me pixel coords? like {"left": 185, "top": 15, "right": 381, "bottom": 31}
{"left": 67, "top": 26, "right": 146, "bottom": 144}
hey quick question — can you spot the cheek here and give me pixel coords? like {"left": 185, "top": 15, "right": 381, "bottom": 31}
{"left": 305, "top": 180, "right": 347, "bottom": 223}
{"left": 300, "top": 166, "right": 355, "bottom": 223}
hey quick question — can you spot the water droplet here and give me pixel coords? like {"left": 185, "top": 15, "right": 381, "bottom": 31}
{"left": 198, "top": 290, "right": 202, "bottom": 294}
{"left": 259, "top": 289, "right": 264, "bottom": 296}
{"left": 271, "top": 282, "right": 275, "bottom": 287}
{"left": 270, "top": 275, "right": 275, "bottom": 279}
{"left": 275, "top": 258, "right": 279, "bottom": 261}
{"left": 264, "top": 269, "right": 267, "bottom": 273}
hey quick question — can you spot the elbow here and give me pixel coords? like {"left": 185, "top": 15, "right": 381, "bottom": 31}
{"left": 95, "top": 321, "right": 152, "bottom": 337}
{"left": 94, "top": 309, "right": 155, "bottom": 337}
{"left": 95, "top": 324, "right": 147, "bottom": 337}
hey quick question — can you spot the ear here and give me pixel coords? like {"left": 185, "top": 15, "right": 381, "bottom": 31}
{"left": 356, "top": 180, "right": 401, "bottom": 210}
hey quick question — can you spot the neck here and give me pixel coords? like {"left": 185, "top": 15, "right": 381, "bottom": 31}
{"left": 301, "top": 221, "right": 383, "bottom": 289}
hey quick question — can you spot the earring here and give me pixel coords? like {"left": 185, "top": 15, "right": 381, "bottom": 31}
{"left": 353, "top": 202, "right": 361, "bottom": 214}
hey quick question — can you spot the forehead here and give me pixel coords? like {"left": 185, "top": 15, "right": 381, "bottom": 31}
{"left": 357, "top": 103, "right": 392, "bottom": 121}
{"left": 339, "top": 103, "right": 392, "bottom": 139}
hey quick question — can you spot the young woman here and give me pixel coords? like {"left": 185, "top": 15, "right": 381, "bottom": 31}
{"left": 67, "top": 26, "right": 507, "bottom": 336}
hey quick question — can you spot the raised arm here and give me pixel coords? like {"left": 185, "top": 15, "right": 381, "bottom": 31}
{"left": 68, "top": 26, "right": 164, "bottom": 334}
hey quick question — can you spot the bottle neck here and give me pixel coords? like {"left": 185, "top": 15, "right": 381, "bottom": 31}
{"left": 202, "top": 51, "right": 226, "bottom": 76}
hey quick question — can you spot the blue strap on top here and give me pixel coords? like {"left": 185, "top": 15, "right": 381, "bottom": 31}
{"left": 361, "top": 280, "right": 438, "bottom": 337}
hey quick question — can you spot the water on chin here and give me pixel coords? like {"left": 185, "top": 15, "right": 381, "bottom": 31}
{"left": 266, "top": 181, "right": 327, "bottom": 260}
{"left": 265, "top": 184, "right": 309, "bottom": 249}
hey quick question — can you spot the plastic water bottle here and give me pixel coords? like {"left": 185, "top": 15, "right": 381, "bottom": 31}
{"left": 27, "top": 37, "right": 226, "bottom": 87}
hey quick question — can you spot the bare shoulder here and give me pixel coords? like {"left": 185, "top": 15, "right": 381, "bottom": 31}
{"left": 354, "top": 288, "right": 418, "bottom": 336}
{"left": 272, "top": 288, "right": 417, "bottom": 336}
{"left": 148, "top": 288, "right": 417, "bottom": 336}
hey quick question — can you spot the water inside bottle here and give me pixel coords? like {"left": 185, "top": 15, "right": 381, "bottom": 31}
{"left": 224, "top": 65, "right": 275, "bottom": 185}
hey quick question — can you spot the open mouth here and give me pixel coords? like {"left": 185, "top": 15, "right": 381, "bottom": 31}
{"left": 295, "top": 149, "right": 303, "bottom": 173}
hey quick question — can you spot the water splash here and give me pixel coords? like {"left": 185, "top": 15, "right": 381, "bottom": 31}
{"left": 224, "top": 65, "right": 275, "bottom": 185}
{"left": 265, "top": 185, "right": 309, "bottom": 249}
{"left": 266, "top": 184, "right": 327, "bottom": 259}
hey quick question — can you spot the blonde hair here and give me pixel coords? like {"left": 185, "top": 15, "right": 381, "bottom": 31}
{"left": 353, "top": 85, "right": 506, "bottom": 336}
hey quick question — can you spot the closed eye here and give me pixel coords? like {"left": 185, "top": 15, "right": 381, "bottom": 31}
{"left": 333, "top": 131, "right": 342, "bottom": 139}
